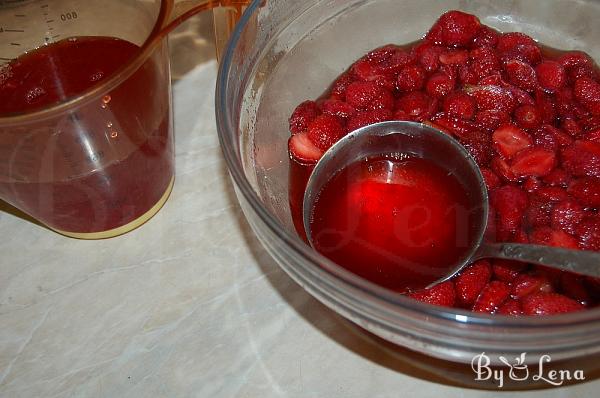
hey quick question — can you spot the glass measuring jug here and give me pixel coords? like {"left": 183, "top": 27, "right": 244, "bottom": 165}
{"left": 0, "top": 0, "right": 249, "bottom": 239}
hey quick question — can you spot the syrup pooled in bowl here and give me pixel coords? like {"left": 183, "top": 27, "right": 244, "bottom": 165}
{"left": 309, "top": 154, "right": 478, "bottom": 292}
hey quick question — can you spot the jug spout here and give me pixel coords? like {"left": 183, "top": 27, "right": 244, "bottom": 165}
{"left": 166, "top": 0, "right": 251, "bottom": 60}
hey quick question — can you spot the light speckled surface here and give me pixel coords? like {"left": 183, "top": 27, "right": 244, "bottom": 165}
{"left": 0, "top": 55, "right": 599, "bottom": 397}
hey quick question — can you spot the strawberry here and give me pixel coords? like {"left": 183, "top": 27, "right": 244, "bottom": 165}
{"left": 525, "top": 194, "right": 553, "bottom": 229}
{"left": 470, "top": 46, "right": 501, "bottom": 80}
{"left": 377, "top": 48, "right": 417, "bottom": 76}
{"left": 288, "top": 132, "right": 324, "bottom": 163}
{"left": 490, "top": 185, "right": 528, "bottom": 238}
{"left": 426, "top": 10, "right": 481, "bottom": 47}
{"left": 510, "top": 147, "right": 556, "bottom": 177}
{"left": 536, "top": 61, "right": 566, "bottom": 92}
{"left": 505, "top": 59, "right": 538, "bottom": 92}
{"left": 396, "top": 64, "right": 426, "bottom": 92}
{"left": 473, "top": 281, "right": 511, "bottom": 313}
{"left": 551, "top": 200, "right": 586, "bottom": 236}
{"left": 396, "top": 91, "right": 436, "bottom": 120}
{"left": 289, "top": 100, "right": 320, "bottom": 135}
{"left": 535, "top": 90, "right": 557, "bottom": 124}
{"left": 366, "top": 44, "right": 401, "bottom": 63}
{"left": 492, "top": 259, "right": 527, "bottom": 282}
{"left": 426, "top": 72, "right": 455, "bottom": 99}
{"left": 521, "top": 292, "right": 584, "bottom": 315}
{"left": 472, "top": 26, "right": 500, "bottom": 49}
{"left": 465, "top": 85, "right": 517, "bottom": 114}
{"left": 497, "top": 299, "right": 522, "bottom": 316}
{"left": 492, "top": 124, "right": 533, "bottom": 159}
{"left": 529, "top": 227, "right": 579, "bottom": 249}
{"left": 568, "top": 177, "right": 600, "bottom": 207}
{"left": 413, "top": 42, "right": 443, "bottom": 72}
{"left": 576, "top": 215, "right": 600, "bottom": 251}
{"left": 459, "top": 130, "right": 493, "bottom": 166}
{"left": 497, "top": 32, "right": 537, "bottom": 53}
{"left": 480, "top": 168, "right": 501, "bottom": 190}
{"left": 574, "top": 77, "right": 600, "bottom": 116}
{"left": 306, "top": 114, "right": 345, "bottom": 152}
{"left": 491, "top": 156, "right": 518, "bottom": 183}
{"left": 455, "top": 260, "right": 492, "bottom": 306}
{"left": 523, "top": 177, "right": 542, "bottom": 193}
{"left": 560, "top": 273, "right": 592, "bottom": 305}
{"left": 346, "top": 108, "right": 392, "bottom": 132}
{"left": 443, "top": 91, "right": 477, "bottom": 119}
{"left": 321, "top": 99, "right": 356, "bottom": 119}
{"left": 562, "top": 140, "right": 600, "bottom": 178}
{"left": 408, "top": 281, "right": 456, "bottom": 307}
{"left": 330, "top": 73, "right": 355, "bottom": 99}
{"left": 533, "top": 124, "right": 573, "bottom": 151}
{"left": 514, "top": 104, "right": 541, "bottom": 130}
{"left": 500, "top": 44, "right": 542, "bottom": 66}
{"left": 345, "top": 81, "right": 393, "bottom": 111}
{"left": 561, "top": 119, "right": 582, "bottom": 137}
{"left": 536, "top": 187, "right": 570, "bottom": 202}
{"left": 511, "top": 273, "right": 553, "bottom": 300}
{"left": 439, "top": 49, "right": 469, "bottom": 65}
{"left": 542, "top": 168, "right": 571, "bottom": 187}
{"left": 475, "top": 110, "right": 511, "bottom": 131}
{"left": 558, "top": 51, "right": 594, "bottom": 70}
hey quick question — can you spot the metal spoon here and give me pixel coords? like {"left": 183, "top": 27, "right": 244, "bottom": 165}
{"left": 303, "top": 121, "right": 600, "bottom": 289}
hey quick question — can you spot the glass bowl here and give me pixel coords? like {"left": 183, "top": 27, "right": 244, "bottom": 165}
{"left": 216, "top": 0, "right": 600, "bottom": 367}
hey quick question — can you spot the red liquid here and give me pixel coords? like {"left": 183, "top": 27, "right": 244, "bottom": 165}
{"left": 0, "top": 37, "right": 173, "bottom": 234}
{"left": 308, "top": 156, "right": 477, "bottom": 292}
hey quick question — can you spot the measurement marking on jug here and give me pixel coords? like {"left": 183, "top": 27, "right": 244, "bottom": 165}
{"left": 10, "top": 43, "right": 20, "bottom": 46}
{"left": 3, "top": 29, "right": 25, "bottom": 33}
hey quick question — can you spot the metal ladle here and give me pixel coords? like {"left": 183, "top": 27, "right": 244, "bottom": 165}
{"left": 303, "top": 121, "right": 600, "bottom": 289}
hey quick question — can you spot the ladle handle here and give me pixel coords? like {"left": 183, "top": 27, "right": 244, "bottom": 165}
{"left": 478, "top": 243, "right": 600, "bottom": 278}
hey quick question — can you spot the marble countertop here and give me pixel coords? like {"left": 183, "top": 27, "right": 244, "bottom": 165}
{"left": 1, "top": 51, "right": 599, "bottom": 398}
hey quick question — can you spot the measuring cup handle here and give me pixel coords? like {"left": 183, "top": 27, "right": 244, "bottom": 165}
{"left": 477, "top": 243, "right": 600, "bottom": 278}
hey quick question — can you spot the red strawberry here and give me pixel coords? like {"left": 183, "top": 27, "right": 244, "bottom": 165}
{"left": 330, "top": 73, "right": 355, "bottom": 99}
{"left": 455, "top": 260, "right": 492, "bottom": 306}
{"left": 505, "top": 59, "right": 538, "bottom": 92}
{"left": 535, "top": 90, "right": 557, "bottom": 124}
{"left": 536, "top": 187, "right": 570, "bottom": 202}
{"left": 377, "top": 48, "right": 417, "bottom": 76}
{"left": 551, "top": 200, "right": 586, "bottom": 236}
{"left": 426, "top": 72, "right": 455, "bottom": 99}
{"left": 465, "top": 85, "right": 517, "bottom": 114}
{"left": 529, "top": 227, "right": 579, "bottom": 249}
{"left": 470, "top": 46, "right": 501, "bottom": 80}
{"left": 480, "top": 168, "right": 501, "bottom": 190}
{"left": 497, "top": 32, "right": 537, "bottom": 53}
{"left": 542, "top": 168, "right": 571, "bottom": 187}
{"left": 514, "top": 104, "right": 541, "bottom": 130}
{"left": 521, "top": 292, "right": 584, "bottom": 315}
{"left": 492, "top": 124, "right": 533, "bottom": 159}
{"left": 536, "top": 61, "right": 566, "bottom": 92}
{"left": 568, "top": 177, "right": 600, "bottom": 207}
{"left": 426, "top": 10, "right": 481, "bottom": 47}
{"left": 396, "top": 91, "right": 436, "bottom": 120}
{"left": 562, "top": 140, "right": 600, "bottom": 178}
{"left": 511, "top": 273, "right": 553, "bottom": 299}
{"left": 443, "top": 91, "right": 477, "bottom": 120}
{"left": 560, "top": 273, "right": 592, "bottom": 305}
{"left": 366, "top": 44, "right": 401, "bottom": 63}
{"left": 288, "top": 132, "right": 324, "bottom": 163}
{"left": 491, "top": 156, "right": 518, "bottom": 183}
{"left": 506, "top": 85, "right": 536, "bottom": 106}
{"left": 321, "top": 99, "right": 356, "bottom": 119}
{"left": 532, "top": 125, "right": 573, "bottom": 151}
{"left": 346, "top": 108, "right": 392, "bottom": 132}
{"left": 561, "top": 119, "right": 582, "bottom": 137}
{"left": 525, "top": 194, "right": 553, "bottom": 229}
{"left": 558, "top": 51, "right": 594, "bottom": 70}
{"left": 345, "top": 81, "right": 393, "bottom": 111}
{"left": 574, "top": 77, "right": 600, "bottom": 116}
{"left": 475, "top": 110, "right": 511, "bottom": 131}
{"left": 439, "top": 49, "right": 469, "bottom": 65}
{"left": 408, "top": 281, "right": 456, "bottom": 307}
{"left": 306, "top": 114, "right": 345, "bottom": 152}
{"left": 473, "top": 281, "right": 511, "bottom": 313}
{"left": 472, "top": 26, "right": 500, "bottom": 49}
{"left": 492, "top": 259, "right": 527, "bottom": 282}
{"left": 497, "top": 299, "right": 522, "bottom": 316}
{"left": 413, "top": 42, "right": 443, "bottom": 73}
{"left": 523, "top": 176, "right": 542, "bottom": 193}
{"left": 289, "top": 100, "right": 320, "bottom": 134}
{"left": 490, "top": 185, "right": 528, "bottom": 238}
{"left": 576, "top": 215, "right": 600, "bottom": 251}
{"left": 396, "top": 65, "right": 426, "bottom": 92}
{"left": 500, "top": 44, "right": 542, "bottom": 66}
{"left": 510, "top": 147, "right": 556, "bottom": 177}
{"left": 459, "top": 130, "right": 493, "bottom": 166}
